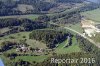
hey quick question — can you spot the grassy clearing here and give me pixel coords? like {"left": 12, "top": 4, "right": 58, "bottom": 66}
{"left": 0, "top": 32, "right": 31, "bottom": 41}
{"left": 0, "top": 32, "right": 47, "bottom": 49}
{"left": 81, "top": 8, "right": 100, "bottom": 23}
{"left": 55, "top": 37, "right": 81, "bottom": 54}
{"left": 26, "top": 15, "right": 40, "bottom": 20}
{"left": 0, "top": 28, "right": 11, "bottom": 34}
{"left": 14, "top": 55, "right": 49, "bottom": 62}
{"left": 65, "top": 23, "right": 83, "bottom": 33}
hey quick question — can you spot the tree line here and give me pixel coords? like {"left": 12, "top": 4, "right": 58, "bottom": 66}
{"left": 0, "top": 18, "right": 47, "bottom": 29}
{"left": 0, "top": 18, "right": 48, "bottom": 37}
{"left": 0, "top": 0, "right": 56, "bottom": 16}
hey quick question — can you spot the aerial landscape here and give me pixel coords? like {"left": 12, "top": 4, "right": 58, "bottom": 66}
{"left": 0, "top": 0, "right": 100, "bottom": 66}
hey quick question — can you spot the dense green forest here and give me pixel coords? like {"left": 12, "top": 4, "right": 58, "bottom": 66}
{"left": 0, "top": 18, "right": 48, "bottom": 37}
{"left": 52, "top": 13, "right": 81, "bottom": 24}
{"left": 29, "top": 29, "right": 72, "bottom": 48}
{"left": 0, "top": 0, "right": 56, "bottom": 15}
{"left": 0, "top": 18, "right": 47, "bottom": 29}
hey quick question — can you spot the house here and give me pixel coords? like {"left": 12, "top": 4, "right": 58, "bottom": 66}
{"left": 16, "top": 44, "right": 29, "bottom": 52}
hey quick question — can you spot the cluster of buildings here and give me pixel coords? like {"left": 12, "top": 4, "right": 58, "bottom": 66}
{"left": 16, "top": 44, "right": 44, "bottom": 53}
{"left": 16, "top": 44, "right": 30, "bottom": 52}
{"left": 81, "top": 19, "right": 100, "bottom": 37}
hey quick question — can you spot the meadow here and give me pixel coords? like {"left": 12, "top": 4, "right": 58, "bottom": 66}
{"left": 65, "top": 23, "right": 84, "bottom": 33}
{"left": 81, "top": 8, "right": 100, "bottom": 23}
{"left": 55, "top": 37, "right": 81, "bottom": 54}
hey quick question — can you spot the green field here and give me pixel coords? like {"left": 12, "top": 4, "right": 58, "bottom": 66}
{"left": 0, "top": 55, "right": 49, "bottom": 65}
{"left": 81, "top": 8, "right": 100, "bottom": 23}
{"left": 55, "top": 37, "right": 81, "bottom": 54}
{"left": 27, "top": 15, "right": 40, "bottom": 20}
{"left": 0, "top": 32, "right": 31, "bottom": 44}
{"left": 14, "top": 55, "right": 49, "bottom": 62}
{"left": 65, "top": 23, "right": 83, "bottom": 33}
{"left": 0, "top": 32, "right": 47, "bottom": 49}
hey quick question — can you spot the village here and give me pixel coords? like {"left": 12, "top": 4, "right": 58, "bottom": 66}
{"left": 15, "top": 43, "right": 53, "bottom": 55}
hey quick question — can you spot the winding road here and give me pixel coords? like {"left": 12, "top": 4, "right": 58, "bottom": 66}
{"left": 64, "top": 27, "right": 100, "bottom": 48}
{"left": 0, "top": 14, "right": 99, "bottom": 48}
{"left": 50, "top": 22, "right": 100, "bottom": 48}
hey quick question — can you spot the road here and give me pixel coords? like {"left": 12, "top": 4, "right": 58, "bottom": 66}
{"left": 50, "top": 22, "right": 100, "bottom": 48}
{"left": 0, "top": 14, "right": 99, "bottom": 48}
{"left": 64, "top": 27, "right": 100, "bottom": 48}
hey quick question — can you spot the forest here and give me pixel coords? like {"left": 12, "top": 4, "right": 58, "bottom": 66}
{"left": 0, "top": 18, "right": 48, "bottom": 37}
{"left": 0, "top": 0, "right": 56, "bottom": 16}
{"left": 0, "top": 18, "right": 47, "bottom": 29}
{"left": 0, "top": 0, "right": 99, "bottom": 16}
{"left": 29, "top": 29, "right": 73, "bottom": 48}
